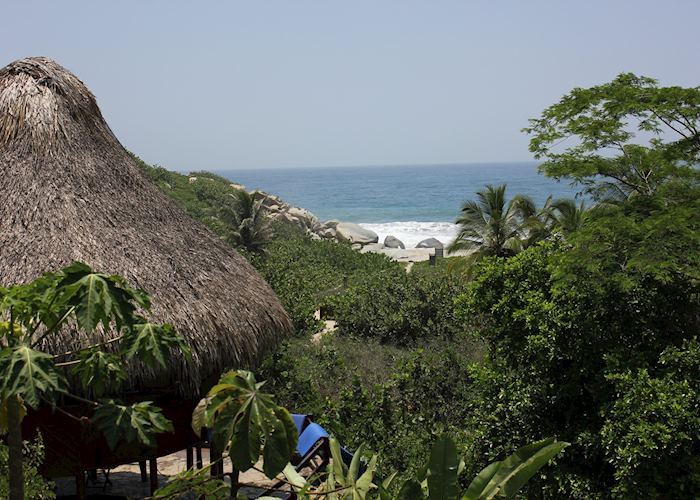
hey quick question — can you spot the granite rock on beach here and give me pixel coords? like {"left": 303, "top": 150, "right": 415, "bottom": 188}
{"left": 416, "top": 237, "right": 444, "bottom": 249}
{"left": 384, "top": 235, "right": 405, "bottom": 249}
{"left": 335, "top": 222, "right": 379, "bottom": 244}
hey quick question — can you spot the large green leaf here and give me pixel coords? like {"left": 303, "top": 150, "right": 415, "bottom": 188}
{"left": 354, "top": 454, "right": 377, "bottom": 499}
{"left": 71, "top": 349, "right": 127, "bottom": 397}
{"left": 427, "top": 435, "right": 460, "bottom": 500}
{"left": 262, "top": 406, "right": 297, "bottom": 478}
{"left": 121, "top": 321, "right": 190, "bottom": 367}
{"left": 329, "top": 436, "right": 347, "bottom": 483}
{"left": 58, "top": 262, "right": 150, "bottom": 332}
{"left": 200, "top": 370, "right": 297, "bottom": 477}
{"left": 462, "top": 462, "right": 501, "bottom": 500}
{"left": 0, "top": 345, "right": 64, "bottom": 408}
{"left": 93, "top": 400, "right": 174, "bottom": 449}
{"left": 478, "top": 438, "right": 570, "bottom": 499}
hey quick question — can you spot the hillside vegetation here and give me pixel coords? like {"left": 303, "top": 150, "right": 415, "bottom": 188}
{"left": 129, "top": 72, "right": 700, "bottom": 498}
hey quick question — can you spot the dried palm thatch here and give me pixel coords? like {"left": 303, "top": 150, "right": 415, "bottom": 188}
{"left": 0, "top": 57, "right": 292, "bottom": 398}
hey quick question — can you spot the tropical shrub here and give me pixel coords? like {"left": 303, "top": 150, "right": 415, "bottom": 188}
{"left": 251, "top": 237, "right": 399, "bottom": 335}
{"left": 332, "top": 265, "right": 469, "bottom": 344}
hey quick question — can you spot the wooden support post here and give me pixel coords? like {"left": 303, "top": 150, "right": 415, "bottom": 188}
{"left": 196, "top": 446, "right": 203, "bottom": 469}
{"left": 75, "top": 472, "right": 86, "bottom": 500}
{"left": 186, "top": 447, "right": 194, "bottom": 469}
{"left": 139, "top": 460, "right": 148, "bottom": 482}
{"left": 210, "top": 441, "right": 219, "bottom": 477}
{"left": 149, "top": 458, "right": 158, "bottom": 495}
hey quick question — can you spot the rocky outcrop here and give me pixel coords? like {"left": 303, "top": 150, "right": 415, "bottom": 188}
{"left": 252, "top": 192, "right": 321, "bottom": 233}
{"left": 335, "top": 222, "right": 379, "bottom": 245}
{"left": 416, "top": 238, "right": 444, "bottom": 249}
{"left": 384, "top": 235, "right": 405, "bottom": 249}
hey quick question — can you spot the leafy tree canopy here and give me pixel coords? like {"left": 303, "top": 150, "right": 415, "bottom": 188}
{"left": 525, "top": 73, "right": 700, "bottom": 200}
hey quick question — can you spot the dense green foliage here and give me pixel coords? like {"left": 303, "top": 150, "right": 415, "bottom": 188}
{"left": 250, "top": 236, "right": 399, "bottom": 335}
{"left": 525, "top": 72, "right": 700, "bottom": 201}
{"left": 455, "top": 182, "right": 699, "bottom": 497}
{"left": 260, "top": 334, "right": 484, "bottom": 482}
{"left": 0, "top": 436, "right": 54, "bottom": 500}
{"left": 331, "top": 264, "right": 469, "bottom": 344}
{"left": 0, "top": 263, "right": 188, "bottom": 499}
{"left": 131, "top": 74, "right": 699, "bottom": 498}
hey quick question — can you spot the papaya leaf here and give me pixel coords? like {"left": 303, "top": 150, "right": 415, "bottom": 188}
{"left": 59, "top": 269, "right": 117, "bottom": 332}
{"left": 0, "top": 345, "right": 64, "bottom": 408}
{"left": 262, "top": 407, "right": 296, "bottom": 478}
{"left": 121, "top": 322, "right": 190, "bottom": 368}
{"left": 58, "top": 262, "right": 149, "bottom": 331}
{"left": 93, "top": 400, "right": 173, "bottom": 450}
{"left": 71, "top": 349, "right": 126, "bottom": 397}
{"left": 480, "top": 438, "right": 570, "bottom": 499}
{"left": 203, "top": 370, "right": 297, "bottom": 477}
{"left": 427, "top": 435, "right": 460, "bottom": 500}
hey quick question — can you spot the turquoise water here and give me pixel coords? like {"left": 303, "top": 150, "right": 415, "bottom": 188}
{"left": 218, "top": 162, "right": 580, "bottom": 223}
{"left": 215, "top": 162, "right": 582, "bottom": 247}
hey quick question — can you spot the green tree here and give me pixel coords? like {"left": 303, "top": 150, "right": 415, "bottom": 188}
{"left": 455, "top": 182, "right": 700, "bottom": 496}
{"left": 525, "top": 73, "right": 700, "bottom": 201}
{"left": 0, "top": 262, "right": 189, "bottom": 500}
{"left": 549, "top": 198, "right": 586, "bottom": 233}
{"left": 221, "top": 189, "right": 274, "bottom": 253}
{"left": 448, "top": 184, "right": 536, "bottom": 257}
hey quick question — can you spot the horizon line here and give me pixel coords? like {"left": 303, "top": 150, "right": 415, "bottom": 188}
{"left": 173, "top": 159, "right": 539, "bottom": 173}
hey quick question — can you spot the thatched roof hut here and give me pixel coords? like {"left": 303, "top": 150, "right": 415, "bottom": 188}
{"left": 0, "top": 56, "right": 292, "bottom": 396}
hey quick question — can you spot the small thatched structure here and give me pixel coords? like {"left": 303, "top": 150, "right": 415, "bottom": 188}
{"left": 0, "top": 57, "right": 292, "bottom": 480}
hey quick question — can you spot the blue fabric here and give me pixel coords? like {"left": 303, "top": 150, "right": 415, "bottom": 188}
{"left": 292, "top": 414, "right": 307, "bottom": 434}
{"left": 297, "top": 423, "right": 329, "bottom": 457}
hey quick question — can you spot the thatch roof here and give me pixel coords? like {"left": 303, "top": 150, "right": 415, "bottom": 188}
{"left": 0, "top": 57, "right": 292, "bottom": 398}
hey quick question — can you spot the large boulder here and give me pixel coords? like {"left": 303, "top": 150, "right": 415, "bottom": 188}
{"left": 360, "top": 243, "right": 385, "bottom": 253}
{"left": 336, "top": 222, "right": 379, "bottom": 245}
{"left": 323, "top": 219, "right": 341, "bottom": 229}
{"left": 416, "top": 238, "right": 444, "bottom": 249}
{"left": 384, "top": 235, "right": 405, "bottom": 249}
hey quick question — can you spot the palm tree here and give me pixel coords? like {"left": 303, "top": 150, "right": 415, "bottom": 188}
{"left": 550, "top": 198, "right": 586, "bottom": 233}
{"left": 220, "top": 190, "right": 274, "bottom": 253}
{"left": 448, "top": 184, "right": 532, "bottom": 258}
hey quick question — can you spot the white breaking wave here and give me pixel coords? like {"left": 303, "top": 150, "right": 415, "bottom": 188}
{"left": 358, "top": 221, "right": 460, "bottom": 249}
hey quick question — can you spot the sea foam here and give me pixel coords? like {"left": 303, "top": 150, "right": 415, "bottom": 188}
{"left": 358, "top": 221, "right": 460, "bottom": 249}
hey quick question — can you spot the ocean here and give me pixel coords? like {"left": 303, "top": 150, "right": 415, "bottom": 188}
{"left": 215, "top": 162, "right": 581, "bottom": 248}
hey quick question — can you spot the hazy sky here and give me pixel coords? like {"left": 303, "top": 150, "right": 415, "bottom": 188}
{"left": 4, "top": 1, "right": 699, "bottom": 170}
